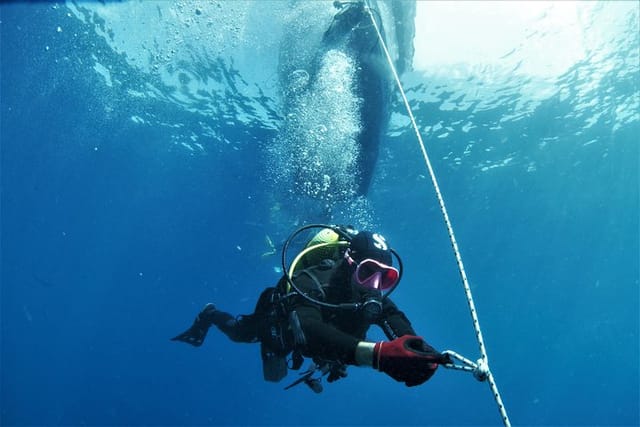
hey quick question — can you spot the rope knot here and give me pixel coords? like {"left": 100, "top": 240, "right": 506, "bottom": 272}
{"left": 473, "top": 358, "right": 489, "bottom": 382}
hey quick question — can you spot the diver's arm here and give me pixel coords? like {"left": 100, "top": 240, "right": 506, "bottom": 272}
{"left": 294, "top": 298, "right": 418, "bottom": 366}
{"left": 378, "top": 298, "right": 417, "bottom": 339}
{"left": 354, "top": 299, "right": 416, "bottom": 366}
{"left": 355, "top": 335, "right": 444, "bottom": 387}
{"left": 285, "top": 266, "right": 363, "bottom": 365}
{"left": 356, "top": 299, "right": 450, "bottom": 386}
{"left": 294, "top": 304, "right": 361, "bottom": 365}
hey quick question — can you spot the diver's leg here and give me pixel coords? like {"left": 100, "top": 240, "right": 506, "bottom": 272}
{"left": 214, "top": 313, "right": 259, "bottom": 343}
{"left": 171, "top": 304, "right": 257, "bottom": 346}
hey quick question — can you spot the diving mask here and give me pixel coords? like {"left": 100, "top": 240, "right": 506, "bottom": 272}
{"left": 345, "top": 250, "right": 399, "bottom": 291}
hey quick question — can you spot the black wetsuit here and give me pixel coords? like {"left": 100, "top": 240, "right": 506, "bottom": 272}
{"left": 211, "top": 259, "right": 416, "bottom": 367}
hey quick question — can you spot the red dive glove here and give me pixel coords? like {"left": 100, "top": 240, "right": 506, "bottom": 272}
{"left": 374, "top": 335, "right": 447, "bottom": 387}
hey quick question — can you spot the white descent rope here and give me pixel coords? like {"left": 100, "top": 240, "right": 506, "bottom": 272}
{"left": 363, "top": 3, "right": 511, "bottom": 426}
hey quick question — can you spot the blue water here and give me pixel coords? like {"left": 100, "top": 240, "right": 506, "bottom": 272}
{"left": 1, "top": 1, "right": 638, "bottom": 426}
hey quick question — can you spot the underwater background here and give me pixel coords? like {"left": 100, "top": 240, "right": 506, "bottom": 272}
{"left": 1, "top": 1, "right": 638, "bottom": 426}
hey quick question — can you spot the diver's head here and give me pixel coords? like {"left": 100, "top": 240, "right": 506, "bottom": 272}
{"left": 343, "top": 231, "right": 399, "bottom": 319}
{"left": 348, "top": 230, "right": 393, "bottom": 264}
{"left": 345, "top": 231, "right": 398, "bottom": 291}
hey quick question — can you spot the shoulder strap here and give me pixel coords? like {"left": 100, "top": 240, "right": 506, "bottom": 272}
{"left": 295, "top": 268, "right": 327, "bottom": 300}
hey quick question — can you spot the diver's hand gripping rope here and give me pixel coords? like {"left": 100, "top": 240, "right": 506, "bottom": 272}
{"left": 363, "top": 2, "right": 511, "bottom": 426}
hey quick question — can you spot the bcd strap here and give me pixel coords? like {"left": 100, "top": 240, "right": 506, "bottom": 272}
{"left": 289, "top": 310, "right": 306, "bottom": 346}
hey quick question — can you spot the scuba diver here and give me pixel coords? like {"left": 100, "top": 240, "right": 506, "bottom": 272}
{"left": 172, "top": 225, "right": 451, "bottom": 392}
